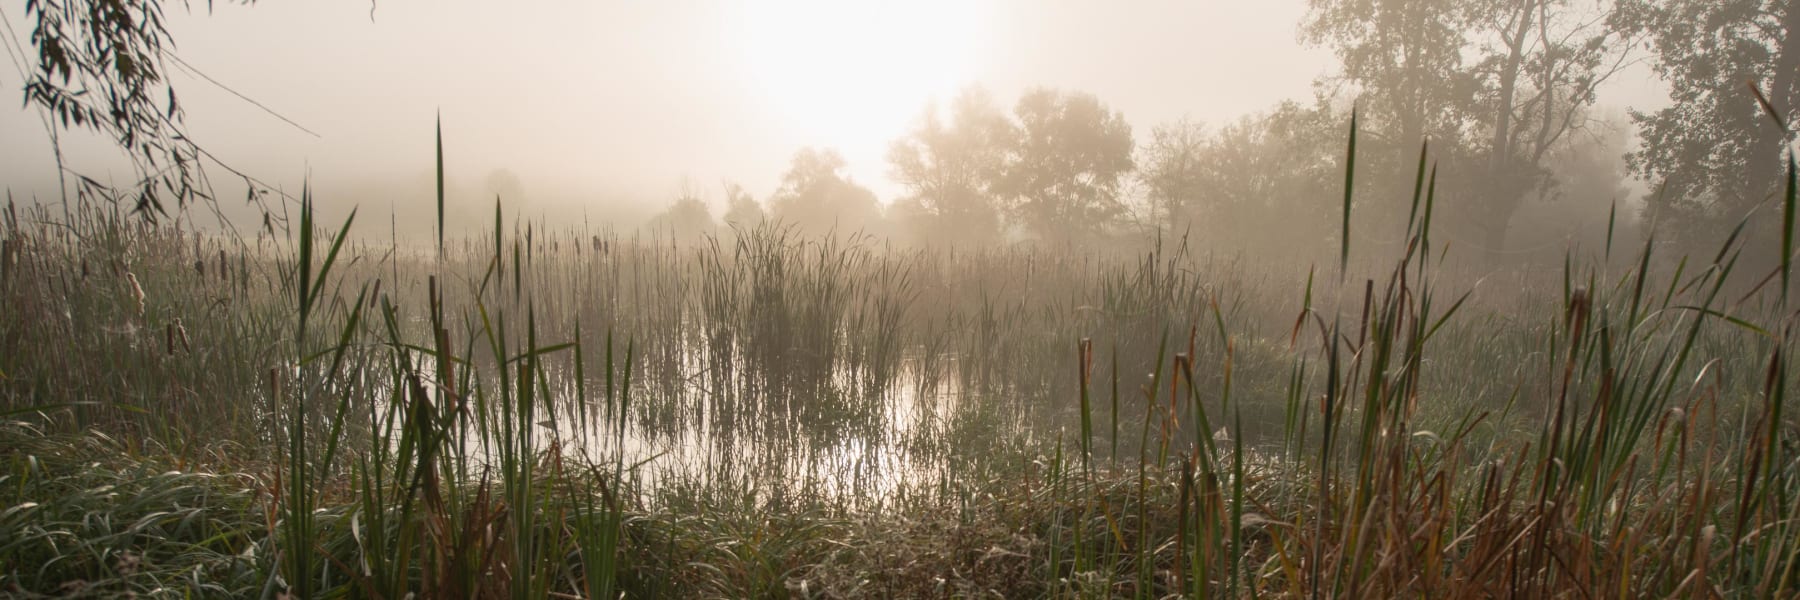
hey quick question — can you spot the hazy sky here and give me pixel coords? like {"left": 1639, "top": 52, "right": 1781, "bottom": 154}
{"left": 0, "top": 1, "right": 1665, "bottom": 221}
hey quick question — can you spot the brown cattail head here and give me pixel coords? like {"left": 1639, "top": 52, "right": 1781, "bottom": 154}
{"left": 175, "top": 320, "right": 191, "bottom": 354}
{"left": 268, "top": 366, "right": 283, "bottom": 406}
{"left": 126, "top": 272, "right": 147, "bottom": 317}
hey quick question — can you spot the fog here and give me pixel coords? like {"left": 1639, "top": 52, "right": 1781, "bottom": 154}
{"left": 0, "top": 0, "right": 1699, "bottom": 259}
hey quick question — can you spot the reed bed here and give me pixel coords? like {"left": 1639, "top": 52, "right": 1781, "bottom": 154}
{"left": 1, "top": 131, "right": 1798, "bottom": 598}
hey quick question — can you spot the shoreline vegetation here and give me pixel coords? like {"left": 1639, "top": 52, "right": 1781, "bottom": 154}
{"left": 5, "top": 131, "right": 1800, "bottom": 599}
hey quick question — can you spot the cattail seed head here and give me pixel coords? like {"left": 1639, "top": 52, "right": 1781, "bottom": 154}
{"left": 126, "top": 272, "right": 147, "bottom": 317}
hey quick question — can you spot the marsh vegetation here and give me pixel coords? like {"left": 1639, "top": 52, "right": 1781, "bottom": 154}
{"left": 6, "top": 125, "right": 1800, "bottom": 597}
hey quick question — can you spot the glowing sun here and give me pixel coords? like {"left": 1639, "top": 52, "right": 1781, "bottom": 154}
{"left": 729, "top": 1, "right": 990, "bottom": 174}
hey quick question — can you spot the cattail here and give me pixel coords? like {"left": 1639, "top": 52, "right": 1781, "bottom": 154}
{"left": 126, "top": 272, "right": 147, "bottom": 317}
{"left": 174, "top": 319, "right": 191, "bottom": 354}
{"left": 268, "top": 366, "right": 283, "bottom": 408}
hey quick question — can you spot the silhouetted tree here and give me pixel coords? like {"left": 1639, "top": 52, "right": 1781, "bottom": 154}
{"left": 1138, "top": 103, "right": 1342, "bottom": 257}
{"left": 1138, "top": 117, "right": 1209, "bottom": 233}
{"left": 1614, "top": 0, "right": 1800, "bottom": 246}
{"left": 1001, "top": 88, "right": 1134, "bottom": 244}
{"left": 1507, "top": 115, "right": 1639, "bottom": 262}
{"left": 1466, "top": 0, "right": 1633, "bottom": 259}
{"left": 646, "top": 180, "right": 716, "bottom": 241}
{"left": 721, "top": 181, "right": 766, "bottom": 230}
{"left": 1304, "top": 0, "right": 1632, "bottom": 259}
{"left": 888, "top": 86, "right": 1013, "bottom": 246}
{"left": 768, "top": 148, "right": 883, "bottom": 236}
{"left": 1303, "top": 0, "right": 1470, "bottom": 155}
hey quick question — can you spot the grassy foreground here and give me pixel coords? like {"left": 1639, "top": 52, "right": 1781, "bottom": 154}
{"left": 5, "top": 137, "right": 1800, "bottom": 598}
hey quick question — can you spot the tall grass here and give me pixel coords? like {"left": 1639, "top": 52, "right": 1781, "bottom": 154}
{"left": 1, "top": 121, "right": 1797, "bottom": 597}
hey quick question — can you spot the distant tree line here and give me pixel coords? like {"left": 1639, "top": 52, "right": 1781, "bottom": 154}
{"left": 646, "top": 0, "right": 1798, "bottom": 263}
{"left": 19, "top": 0, "right": 1800, "bottom": 261}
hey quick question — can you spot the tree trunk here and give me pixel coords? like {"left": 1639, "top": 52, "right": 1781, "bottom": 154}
{"left": 1481, "top": 207, "right": 1513, "bottom": 265}
{"left": 1476, "top": 185, "right": 1532, "bottom": 264}
{"left": 1774, "top": 1, "right": 1800, "bottom": 118}
{"left": 1480, "top": 0, "right": 1537, "bottom": 261}
{"left": 1758, "top": 1, "right": 1800, "bottom": 191}
{"left": 1740, "top": 1, "right": 1800, "bottom": 270}
{"left": 1489, "top": 0, "right": 1535, "bottom": 175}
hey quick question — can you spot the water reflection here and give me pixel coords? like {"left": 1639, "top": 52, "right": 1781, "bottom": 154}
{"left": 457, "top": 345, "right": 968, "bottom": 508}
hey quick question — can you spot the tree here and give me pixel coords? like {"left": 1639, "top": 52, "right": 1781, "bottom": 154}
{"left": 1138, "top": 117, "right": 1209, "bottom": 232}
{"left": 645, "top": 180, "right": 716, "bottom": 241}
{"left": 1614, "top": 0, "right": 1800, "bottom": 246}
{"left": 1466, "top": 0, "right": 1634, "bottom": 257}
{"left": 483, "top": 169, "right": 528, "bottom": 207}
{"left": 720, "top": 182, "right": 766, "bottom": 230}
{"left": 767, "top": 148, "right": 883, "bottom": 236}
{"left": 22, "top": 0, "right": 265, "bottom": 218}
{"left": 1301, "top": 0, "right": 1478, "bottom": 248}
{"left": 1304, "top": 0, "right": 1632, "bottom": 259}
{"left": 888, "top": 86, "right": 1014, "bottom": 246}
{"left": 1506, "top": 114, "right": 1638, "bottom": 261}
{"left": 1303, "top": 0, "right": 1472, "bottom": 152}
{"left": 1001, "top": 88, "right": 1135, "bottom": 244}
{"left": 1137, "top": 103, "right": 1343, "bottom": 257}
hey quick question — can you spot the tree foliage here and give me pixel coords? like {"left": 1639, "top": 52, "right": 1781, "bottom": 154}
{"left": 22, "top": 0, "right": 256, "bottom": 217}
{"left": 888, "top": 86, "right": 1013, "bottom": 246}
{"left": 1001, "top": 88, "right": 1135, "bottom": 244}
{"left": 1614, "top": 0, "right": 1800, "bottom": 238}
{"left": 646, "top": 179, "right": 717, "bottom": 241}
{"left": 1303, "top": 0, "right": 1472, "bottom": 149}
{"left": 1138, "top": 117, "right": 1209, "bottom": 230}
{"left": 1137, "top": 103, "right": 1342, "bottom": 255}
{"left": 886, "top": 86, "right": 1135, "bottom": 245}
{"left": 768, "top": 148, "right": 882, "bottom": 236}
{"left": 720, "top": 182, "right": 766, "bottom": 230}
{"left": 1304, "top": 0, "right": 1631, "bottom": 256}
